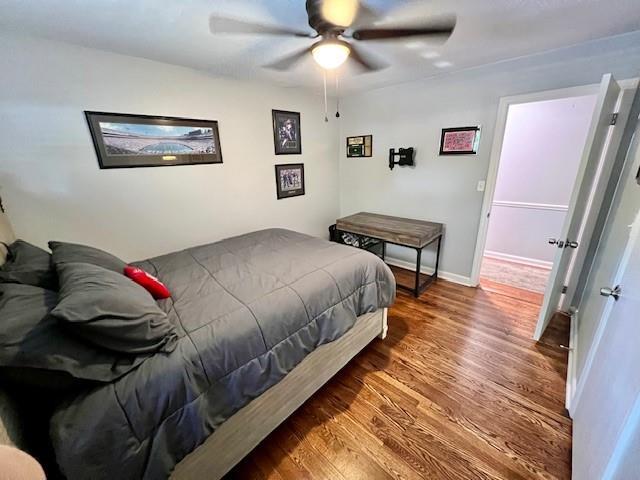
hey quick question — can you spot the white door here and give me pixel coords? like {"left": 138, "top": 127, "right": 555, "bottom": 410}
{"left": 573, "top": 209, "right": 640, "bottom": 479}
{"left": 534, "top": 74, "right": 622, "bottom": 340}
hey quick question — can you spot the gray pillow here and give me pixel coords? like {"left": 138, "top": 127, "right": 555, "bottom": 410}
{"left": 0, "top": 283, "right": 147, "bottom": 382}
{"left": 0, "top": 240, "right": 57, "bottom": 290}
{"left": 49, "top": 241, "right": 126, "bottom": 273}
{"left": 52, "top": 262, "right": 178, "bottom": 354}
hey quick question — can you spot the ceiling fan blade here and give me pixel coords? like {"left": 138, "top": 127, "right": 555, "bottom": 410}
{"left": 264, "top": 46, "right": 313, "bottom": 71}
{"left": 209, "top": 15, "right": 313, "bottom": 37}
{"left": 352, "top": 17, "right": 456, "bottom": 41}
{"left": 348, "top": 43, "right": 387, "bottom": 72}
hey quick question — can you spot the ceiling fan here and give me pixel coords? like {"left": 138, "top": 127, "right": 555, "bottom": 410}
{"left": 209, "top": 0, "right": 456, "bottom": 72}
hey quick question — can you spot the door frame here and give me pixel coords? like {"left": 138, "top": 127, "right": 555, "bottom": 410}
{"left": 470, "top": 83, "right": 600, "bottom": 287}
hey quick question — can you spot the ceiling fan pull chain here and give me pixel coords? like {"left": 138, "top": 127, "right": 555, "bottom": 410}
{"left": 335, "top": 72, "right": 340, "bottom": 118}
{"left": 323, "top": 70, "right": 329, "bottom": 122}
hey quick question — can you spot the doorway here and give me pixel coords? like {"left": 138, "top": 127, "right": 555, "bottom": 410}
{"left": 478, "top": 93, "right": 598, "bottom": 312}
{"left": 472, "top": 75, "right": 637, "bottom": 342}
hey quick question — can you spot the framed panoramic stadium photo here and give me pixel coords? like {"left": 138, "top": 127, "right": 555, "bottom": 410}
{"left": 85, "top": 111, "right": 223, "bottom": 169}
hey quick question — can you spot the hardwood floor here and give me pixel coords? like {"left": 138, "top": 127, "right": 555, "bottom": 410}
{"left": 227, "top": 267, "right": 571, "bottom": 480}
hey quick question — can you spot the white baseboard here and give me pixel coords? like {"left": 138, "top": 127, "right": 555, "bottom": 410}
{"left": 492, "top": 200, "right": 569, "bottom": 212}
{"left": 566, "top": 309, "right": 579, "bottom": 417}
{"left": 384, "top": 256, "right": 474, "bottom": 287}
{"left": 484, "top": 250, "right": 553, "bottom": 270}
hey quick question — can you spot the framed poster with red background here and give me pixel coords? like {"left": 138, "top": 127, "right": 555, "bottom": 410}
{"left": 439, "top": 126, "right": 481, "bottom": 155}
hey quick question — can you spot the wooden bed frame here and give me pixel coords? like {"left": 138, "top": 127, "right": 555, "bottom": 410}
{"left": 0, "top": 210, "right": 389, "bottom": 479}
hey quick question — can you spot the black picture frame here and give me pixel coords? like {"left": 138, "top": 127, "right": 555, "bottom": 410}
{"left": 85, "top": 111, "right": 223, "bottom": 169}
{"left": 346, "top": 135, "right": 373, "bottom": 157}
{"left": 272, "top": 110, "right": 302, "bottom": 155}
{"left": 439, "top": 126, "right": 481, "bottom": 155}
{"left": 275, "top": 163, "right": 305, "bottom": 199}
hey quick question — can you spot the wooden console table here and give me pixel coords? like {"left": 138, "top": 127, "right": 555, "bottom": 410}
{"left": 336, "top": 212, "right": 443, "bottom": 297}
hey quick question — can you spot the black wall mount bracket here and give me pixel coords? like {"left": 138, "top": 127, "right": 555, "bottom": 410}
{"left": 389, "top": 147, "right": 415, "bottom": 170}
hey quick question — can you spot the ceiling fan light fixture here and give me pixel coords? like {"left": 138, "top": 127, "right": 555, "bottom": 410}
{"left": 312, "top": 41, "right": 350, "bottom": 70}
{"left": 321, "top": 0, "right": 359, "bottom": 27}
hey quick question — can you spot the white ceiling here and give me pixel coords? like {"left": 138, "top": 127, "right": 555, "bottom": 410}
{"left": 1, "top": 0, "right": 639, "bottom": 93}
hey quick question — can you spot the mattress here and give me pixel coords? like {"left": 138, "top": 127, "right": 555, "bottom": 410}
{"left": 50, "top": 228, "right": 396, "bottom": 479}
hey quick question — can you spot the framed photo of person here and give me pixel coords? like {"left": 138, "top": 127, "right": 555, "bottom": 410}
{"left": 439, "top": 126, "right": 481, "bottom": 155}
{"left": 272, "top": 110, "right": 302, "bottom": 155}
{"left": 275, "top": 163, "right": 305, "bottom": 199}
{"left": 85, "top": 111, "right": 222, "bottom": 169}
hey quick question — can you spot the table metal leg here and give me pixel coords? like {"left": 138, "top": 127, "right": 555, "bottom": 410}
{"left": 414, "top": 247, "right": 422, "bottom": 297}
{"left": 394, "top": 234, "right": 442, "bottom": 297}
{"left": 434, "top": 235, "right": 441, "bottom": 278}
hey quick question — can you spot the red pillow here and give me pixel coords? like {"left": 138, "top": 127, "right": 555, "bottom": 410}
{"left": 123, "top": 266, "right": 171, "bottom": 299}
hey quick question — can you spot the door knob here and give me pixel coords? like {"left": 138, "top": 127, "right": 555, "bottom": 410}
{"left": 548, "top": 238, "right": 565, "bottom": 247}
{"left": 600, "top": 285, "right": 622, "bottom": 301}
{"left": 548, "top": 238, "right": 565, "bottom": 248}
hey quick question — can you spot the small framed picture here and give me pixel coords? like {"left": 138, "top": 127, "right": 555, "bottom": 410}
{"left": 439, "top": 126, "right": 481, "bottom": 155}
{"left": 272, "top": 110, "right": 301, "bottom": 155}
{"left": 275, "top": 163, "right": 305, "bottom": 199}
{"left": 347, "top": 135, "right": 372, "bottom": 157}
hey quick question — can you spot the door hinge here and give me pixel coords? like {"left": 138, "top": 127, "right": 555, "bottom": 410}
{"left": 610, "top": 113, "right": 619, "bottom": 125}
{"left": 562, "top": 285, "right": 568, "bottom": 294}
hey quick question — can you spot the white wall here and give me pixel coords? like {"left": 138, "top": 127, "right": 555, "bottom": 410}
{"left": 0, "top": 33, "right": 339, "bottom": 261}
{"left": 338, "top": 33, "right": 640, "bottom": 281}
{"left": 485, "top": 95, "right": 597, "bottom": 266}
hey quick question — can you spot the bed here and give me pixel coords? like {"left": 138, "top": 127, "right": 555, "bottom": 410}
{"left": 0, "top": 211, "right": 395, "bottom": 479}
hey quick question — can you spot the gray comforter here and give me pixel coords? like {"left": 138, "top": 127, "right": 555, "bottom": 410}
{"left": 50, "top": 229, "right": 395, "bottom": 479}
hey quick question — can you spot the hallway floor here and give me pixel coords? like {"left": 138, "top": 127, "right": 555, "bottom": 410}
{"left": 480, "top": 257, "right": 551, "bottom": 294}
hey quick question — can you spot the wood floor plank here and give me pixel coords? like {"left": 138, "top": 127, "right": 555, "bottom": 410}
{"left": 227, "top": 269, "right": 571, "bottom": 479}
{"left": 330, "top": 369, "right": 512, "bottom": 480}
{"left": 356, "top": 347, "right": 571, "bottom": 477}
{"left": 384, "top": 330, "right": 568, "bottom": 416}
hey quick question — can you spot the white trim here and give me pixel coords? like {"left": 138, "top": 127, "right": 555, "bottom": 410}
{"left": 470, "top": 82, "right": 601, "bottom": 289}
{"left": 572, "top": 209, "right": 640, "bottom": 414}
{"left": 566, "top": 308, "right": 579, "bottom": 417}
{"left": 483, "top": 250, "right": 553, "bottom": 270}
{"left": 384, "top": 256, "right": 474, "bottom": 287}
{"left": 491, "top": 200, "right": 569, "bottom": 212}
